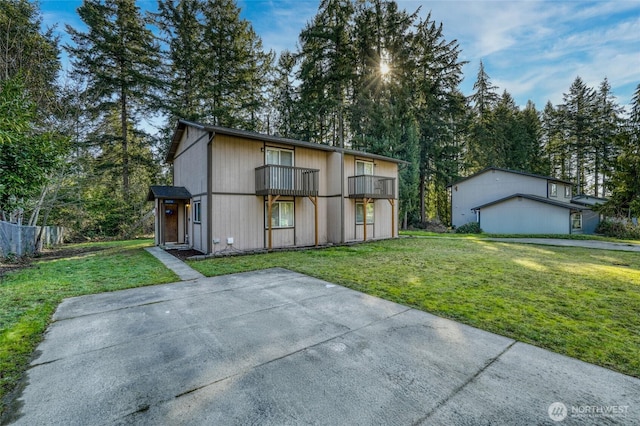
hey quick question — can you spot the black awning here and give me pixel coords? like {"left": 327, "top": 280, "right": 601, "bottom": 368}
{"left": 147, "top": 185, "right": 192, "bottom": 201}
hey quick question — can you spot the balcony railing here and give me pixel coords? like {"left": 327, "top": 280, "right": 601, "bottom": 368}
{"left": 256, "top": 165, "right": 319, "bottom": 197}
{"left": 348, "top": 175, "right": 396, "bottom": 199}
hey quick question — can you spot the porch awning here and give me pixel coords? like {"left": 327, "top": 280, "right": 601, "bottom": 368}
{"left": 147, "top": 186, "right": 192, "bottom": 201}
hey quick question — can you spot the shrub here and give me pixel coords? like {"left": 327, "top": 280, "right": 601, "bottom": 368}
{"left": 596, "top": 219, "right": 640, "bottom": 239}
{"left": 455, "top": 222, "right": 482, "bottom": 234}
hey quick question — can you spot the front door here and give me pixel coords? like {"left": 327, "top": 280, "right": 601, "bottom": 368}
{"left": 165, "top": 204, "right": 178, "bottom": 242}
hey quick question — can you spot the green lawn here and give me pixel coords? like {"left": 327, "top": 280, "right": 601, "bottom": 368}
{"left": 188, "top": 237, "right": 640, "bottom": 378}
{"left": 1, "top": 236, "right": 639, "bottom": 417}
{"left": 0, "top": 240, "right": 177, "bottom": 416}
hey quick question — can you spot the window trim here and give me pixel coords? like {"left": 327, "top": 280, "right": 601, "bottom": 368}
{"left": 265, "top": 200, "right": 295, "bottom": 229}
{"left": 571, "top": 212, "right": 582, "bottom": 230}
{"left": 193, "top": 201, "right": 202, "bottom": 224}
{"left": 266, "top": 146, "right": 294, "bottom": 166}
{"left": 356, "top": 159, "right": 374, "bottom": 176}
{"left": 355, "top": 201, "right": 375, "bottom": 225}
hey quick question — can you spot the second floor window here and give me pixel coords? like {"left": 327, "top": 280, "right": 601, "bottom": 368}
{"left": 564, "top": 186, "right": 571, "bottom": 198}
{"left": 356, "top": 160, "right": 374, "bottom": 175}
{"left": 266, "top": 147, "right": 293, "bottom": 166}
{"left": 266, "top": 148, "right": 294, "bottom": 190}
{"left": 550, "top": 183, "right": 557, "bottom": 197}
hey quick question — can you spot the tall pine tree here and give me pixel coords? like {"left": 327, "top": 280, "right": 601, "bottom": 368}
{"left": 66, "top": 0, "right": 162, "bottom": 201}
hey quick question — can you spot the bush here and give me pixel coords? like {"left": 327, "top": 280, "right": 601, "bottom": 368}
{"left": 596, "top": 219, "right": 640, "bottom": 239}
{"left": 455, "top": 222, "right": 482, "bottom": 234}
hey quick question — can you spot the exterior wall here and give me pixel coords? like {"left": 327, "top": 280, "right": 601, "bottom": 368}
{"left": 343, "top": 154, "right": 398, "bottom": 242}
{"left": 547, "top": 181, "right": 573, "bottom": 203}
{"left": 211, "top": 194, "right": 264, "bottom": 251}
{"left": 452, "top": 170, "right": 548, "bottom": 228}
{"left": 479, "top": 198, "right": 571, "bottom": 234}
{"left": 167, "top": 124, "right": 400, "bottom": 252}
{"left": 325, "top": 152, "right": 343, "bottom": 243}
{"left": 582, "top": 209, "right": 600, "bottom": 235}
{"left": 173, "top": 127, "right": 209, "bottom": 198}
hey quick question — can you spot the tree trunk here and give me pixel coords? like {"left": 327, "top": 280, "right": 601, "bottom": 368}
{"left": 121, "top": 89, "right": 129, "bottom": 201}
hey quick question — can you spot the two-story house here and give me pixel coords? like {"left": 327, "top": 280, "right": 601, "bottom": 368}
{"left": 449, "top": 167, "right": 601, "bottom": 234}
{"left": 148, "top": 120, "right": 400, "bottom": 254}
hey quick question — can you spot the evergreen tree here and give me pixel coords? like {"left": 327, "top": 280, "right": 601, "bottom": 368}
{"left": 270, "top": 50, "right": 299, "bottom": 138}
{"left": 466, "top": 60, "right": 499, "bottom": 171}
{"left": 519, "top": 100, "right": 548, "bottom": 175}
{"left": 298, "top": 0, "right": 355, "bottom": 146}
{"left": 559, "top": 76, "right": 597, "bottom": 195}
{"left": 66, "top": 0, "right": 163, "bottom": 201}
{"left": 592, "top": 78, "right": 623, "bottom": 197}
{"left": 603, "top": 83, "right": 640, "bottom": 218}
{"left": 200, "top": 0, "right": 273, "bottom": 131}
{"left": 542, "top": 101, "right": 570, "bottom": 179}
{"left": 0, "top": 0, "right": 60, "bottom": 108}
{"left": 155, "top": 0, "right": 206, "bottom": 124}
{"left": 410, "top": 13, "right": 466, "bottom": 223}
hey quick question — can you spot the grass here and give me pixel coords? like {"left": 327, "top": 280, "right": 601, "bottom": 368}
{"left": 188, "top": 237, "right": 640, "bottom": 378}
{"left": 0, "top": 239, "right": 178, "bottom": 416}
{"left": 400, "top": 229, "right": 640, "bottom": 243}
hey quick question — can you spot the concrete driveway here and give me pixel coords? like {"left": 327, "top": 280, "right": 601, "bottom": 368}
{"left": 5, "top": 268, "right": 639, "bottom": 425}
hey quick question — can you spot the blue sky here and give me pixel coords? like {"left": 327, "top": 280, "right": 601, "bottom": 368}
{"left": 40, "top": 0, "right": 640, "bottom": 110}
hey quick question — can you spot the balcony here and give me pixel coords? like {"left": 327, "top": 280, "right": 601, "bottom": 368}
{"left": 348, "top": 175, "right": 396, "bottom": 199}
{"left": 255, "top": 165, "right": 319, "bottom": 197}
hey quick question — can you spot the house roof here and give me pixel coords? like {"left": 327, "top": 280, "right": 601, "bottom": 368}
{"left": 571, "top": 194, "right": 608, "bottom": 207}
{"left": 166, "top": 120, "right": 406, "bottom": 165}
{"left": 448, "top": 167, "right": 575, "bottom": 188}
{"left": 147, "top": 185, "right": 192, "bottom": 201}
{"left": 473, "top": 193, "right": 585, "bottom": 211}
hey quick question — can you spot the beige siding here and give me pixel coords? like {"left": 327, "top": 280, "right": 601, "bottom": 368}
{"left": 343, "top": 154, "right": 398, "bottom": 242}
{"left": 211, "top": 194, "right": 263, "bottom": 251}
{"left": 294, "top": 196, "right": 328, "bottom": 246}
{"left": 173, "top": 127, "right": 208, "bottom": 196}
{"left": 165, "top": 123, "right": 400, "bottom": 252}
{"left": 212, "top": 135, "right": 263, "bottom": 194}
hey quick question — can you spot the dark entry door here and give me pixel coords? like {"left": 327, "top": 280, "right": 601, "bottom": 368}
{"left": 165, "top": 204, "right": 178, "bottom": 242}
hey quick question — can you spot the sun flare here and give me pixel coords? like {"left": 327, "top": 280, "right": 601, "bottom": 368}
{"left": 380, "top": 61, "right": 390, "bottom": 76}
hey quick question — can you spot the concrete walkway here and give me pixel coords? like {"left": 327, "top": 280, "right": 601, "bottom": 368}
{"left": 145, "top": 246, "right": 205, "bottom": 281}
{"left": 485, "top": 237, "right": 640, "bottom": 252}
{"left": 4, "top": 247, "right": 639, "bottom": 425}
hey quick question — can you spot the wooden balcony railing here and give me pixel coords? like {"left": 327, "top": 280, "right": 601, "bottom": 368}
{"left": 348, "top": 175, "right": 396, "bottom": 199}
{"left": 255, "top": 165, "right": 319, "bottom": 197}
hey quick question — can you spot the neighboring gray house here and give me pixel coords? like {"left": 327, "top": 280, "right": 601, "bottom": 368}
{"left": 449, "top": 167, "right": 602, "bottom": 234}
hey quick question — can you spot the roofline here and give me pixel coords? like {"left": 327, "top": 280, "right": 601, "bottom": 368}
{"left": 166, "top": 119, "right": 407, "bottom": 164}
{"left": 473, "top": 193, "right": 585, "bottom": 211}
{"left": 447, "top": 167, "right": 575, "bottom": 188}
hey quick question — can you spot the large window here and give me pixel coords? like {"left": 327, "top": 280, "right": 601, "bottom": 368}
{"left": 356, "top": 202, "right": 374, "bottom": 225}
{"left": 355, "top": 160, "right": 374, "bottom": 194}
{"left": 266, "top": 147, "right": 294, "bottom": 190}
{"left": 356, "top": 160, "right": 374, "bottom": 175}
{"left": 571, "top": 213, "right": 582, "bottom": 231}
{"left": 266, "top": 201, "right": 294, "bottom": 228}
{"left": 193, "top": 201, "right": 201, "bottom": 223}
